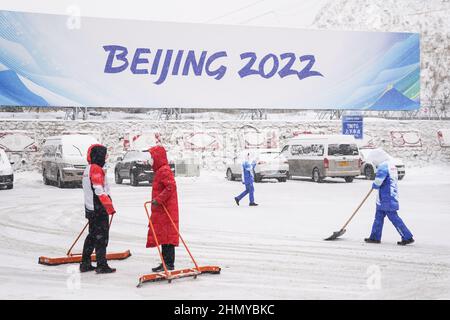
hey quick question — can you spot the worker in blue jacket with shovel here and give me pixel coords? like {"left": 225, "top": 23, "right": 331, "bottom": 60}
{"left": 365, "top": 149, "right": 414, "bottom": 245}
{"left": 234, "top": 152, "right": 258, "bottom": 207}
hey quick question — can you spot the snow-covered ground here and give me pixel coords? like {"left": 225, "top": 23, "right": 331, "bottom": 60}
{"left": 1, "top": 167, "right": 449, "bottom": 299}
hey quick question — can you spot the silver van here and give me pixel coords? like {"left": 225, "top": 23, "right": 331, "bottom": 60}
{"left": 42, "top": 135, "right": 99, "bottom": 188}
{"left": 281, "top": 135, "right": 361, "bottom": 183}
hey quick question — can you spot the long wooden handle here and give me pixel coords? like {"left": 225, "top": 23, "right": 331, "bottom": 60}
{"left": 67, "top": 214, "right": 114, "bottom": 257}
{"left": 66, "top": 222, "right": 89, "bottom": 256}
{"left": 341, "top": 188, "right": 373, "bottom": 230}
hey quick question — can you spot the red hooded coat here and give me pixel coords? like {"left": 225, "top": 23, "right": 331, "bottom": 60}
{"left": 146, "top": 145, "right": 179, "bottom": 247}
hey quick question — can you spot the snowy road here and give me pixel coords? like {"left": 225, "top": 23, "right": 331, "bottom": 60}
{"left": 1, "top": 167, "right": 450, "bottom": 299}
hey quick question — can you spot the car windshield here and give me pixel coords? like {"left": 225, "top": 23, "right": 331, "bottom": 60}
{"left": 258, "top": 151, "right": 280, "bottom": 160}
{"left": 328, "top": 144, "right": 359, "bottom": 156}
{"left": 63, "top": 144, "right": 91, "bottom": 157}
{"left": 0, "top": 151, "right": 6, "bottom": 164}
{"left": 126, "top": 151, "right": 151, "bottom": 161}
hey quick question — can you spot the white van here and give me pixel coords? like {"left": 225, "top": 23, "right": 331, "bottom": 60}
{"left": 42, "top": 135, "right": 99, "bottom": 188}
{"left": 281, "top": 135, "right": 361, "bottom": 183}
{"left": 0, "top": 149, "right": 14, "bottom": 189}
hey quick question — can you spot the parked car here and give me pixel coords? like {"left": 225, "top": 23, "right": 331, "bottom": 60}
{"left": 226, "top": 149, "right": 289, "bottom": 182}
{"left": 114, "top": 150, "right": 176, "bottom": 186}
{"left": 0, "top": 149, "right": 14, "bottom": 189}
{"left": 281, "top": 135, "right": 361, "bottom": 183}
{"left": 359, "top": 147, "right": 406, "bottom": 180}
{"left": 42, "top": 135, "right": 99, "bottom": 188}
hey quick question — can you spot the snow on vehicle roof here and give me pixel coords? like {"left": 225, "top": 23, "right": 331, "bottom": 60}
{"left": 288, "top": 134, "right": 357, "bottom": 143}
{"left": 44, "top": 134, "right": 99, "bottom": 144}
{"left": 241, "top": 148, "right": 280, "bottom": 153}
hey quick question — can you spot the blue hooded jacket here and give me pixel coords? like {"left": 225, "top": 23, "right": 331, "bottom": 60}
{"left": 242, "top": 160, "right": 256, "bottom": 185}
{"left": 372, "top": 161, "right": 399, "bottom": 211}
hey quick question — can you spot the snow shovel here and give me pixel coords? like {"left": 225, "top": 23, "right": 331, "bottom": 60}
{"left": 38, "top": 215, "right": 131, "bottom": 265}
{"left": 137, "top": 201, "right": 220, "bottom": 287}
{"left": 324, "top": 188, "right": 373, "bottom": 241}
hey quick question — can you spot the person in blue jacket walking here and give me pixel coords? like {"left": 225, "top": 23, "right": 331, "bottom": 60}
{"left": 234, "top": 152, "right": 258, "bottom": 207}
{"left": 365, "top": 149, "right": 414, "bottom": 245}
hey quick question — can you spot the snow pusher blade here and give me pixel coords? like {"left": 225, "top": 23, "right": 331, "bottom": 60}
{"left": 38, "top": 215, "right": 131, "bottom": 265}
{"left": 138, "top": 201, "right": 221, "bottom": 287}
{"left": 137, "top": 266, "right": 221, "bottom": 287}
{"left": 324, "top": 189, "right": 373, "bottom": 241}
{"left": 38, "top": 250, "right": 132, "bottom": 266}
{"left": 324, "top": 229, "right": 346, "bottom": 241}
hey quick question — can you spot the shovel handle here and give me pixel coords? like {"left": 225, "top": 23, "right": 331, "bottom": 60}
{"left": 66, "top": 214, "right": 114, "bottom": 257}
{"left": 144, "top": 201, "right": 171, "bottom": 278}
{"left": 161, "top": 203, "right": 200, "bottom": 272}
{"left": 340, "top": 188, "right": 373, "bottom": 230}
{"left": 66, "top": 221, "right": 89, "bottom": 256}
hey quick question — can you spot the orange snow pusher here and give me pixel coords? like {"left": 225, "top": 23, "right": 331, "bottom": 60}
{"left": 137, "top": 201, "right": 220, "bottom": 287}
{"left": 38, "top": 215, "right": 131, "bottom": 266}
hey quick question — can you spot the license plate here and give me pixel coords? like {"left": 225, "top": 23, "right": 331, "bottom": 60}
{"left": 338, "top": 161, "right": 349, "bottom": 167}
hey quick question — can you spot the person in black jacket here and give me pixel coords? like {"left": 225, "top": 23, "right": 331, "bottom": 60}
{"left": 80, "top": 144, "right": 117, "bottom": 274}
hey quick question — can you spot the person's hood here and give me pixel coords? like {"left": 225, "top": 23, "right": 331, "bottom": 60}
{"left": 87, "top": 144, "right": 107, "bottom": 167}
{"left": 149, "top": 145, "right": 169, "bottom": 171}
{"left": 243, "top": 151, "right": 257, "bottom": 163}
{"left": 369, "top": 148, "right": 391, "bottom": 167}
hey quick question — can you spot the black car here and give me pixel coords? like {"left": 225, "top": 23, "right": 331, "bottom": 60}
{"left": 114, "top": 150, "right": 175, "bottom": 186}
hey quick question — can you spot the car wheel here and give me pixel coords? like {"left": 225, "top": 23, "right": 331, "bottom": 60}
{"left": 130, "top": 171, "right": 138, "bottom": 186}
{"left": 115, "top": 170, "right": 123, "bottom": 184}
{"left": 312, "top": 168, "right": 323, "bottom": 183}
{"left": 226, "top": 169, "right": 234, "bottom": 181}
{"left": 57, "top": 171, "right": 65, "bottom": 188}
{"left": 364, "top": 166, "right": 375, "bottom": 180}
{"left": 278, "top": 177, "right": 287, "bottom": 183}
{"left": 344, "top": 176, "right": 354, "bottom": 183}
{"left": 286, "top": 171, "right": 292, "bottom": 180}
{"left": 254, "top": 173, "right": 262, "bottom": 183}
{"left": 6, "top": 184, "right": 13, "bottom": 190}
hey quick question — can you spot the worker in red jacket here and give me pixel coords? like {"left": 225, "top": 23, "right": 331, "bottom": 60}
{"left": 80, "top": 144, "right": 116, "bottom": 274}
{"left": 146, "top": 145, "right": 179, "bottom": 272}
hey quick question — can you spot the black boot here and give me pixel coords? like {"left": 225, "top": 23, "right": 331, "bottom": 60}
{"left": 79, "top": 263, "right": 96, "bottom": 273}
{"left": 152, "top": 264, "right": 164, "bottom": 272}
{"left": 364, "top": 238, "right": 381, "bottom": 244}
{"left": 95, "top": 265, "right": 116, "bottom": 274}
{"left": 162, "top": 244, "right": 175, "bottom": 270}
{"left": 234, "top": 197, "right": 240, "bottom": 206}
{"left": 152, "top": 263, "right": 174, "bottom": 272}
{"left": 249, "top": 202, "right": 259, "bottom": 206}
{"left": 397, "top": 238, "right": 414, "bottom": 246}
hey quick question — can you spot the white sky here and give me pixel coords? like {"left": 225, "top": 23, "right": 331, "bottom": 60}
{"left": 0, "top": 0, "right": 328, "bottom": 27}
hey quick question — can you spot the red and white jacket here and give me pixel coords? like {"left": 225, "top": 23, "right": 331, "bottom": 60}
{"left": 82, "top": 145, "right": 115, "bottom": 217}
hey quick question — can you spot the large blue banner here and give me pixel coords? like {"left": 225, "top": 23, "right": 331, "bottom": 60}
{"left": 0, "top": 10, "right": 420, "bottom": 110}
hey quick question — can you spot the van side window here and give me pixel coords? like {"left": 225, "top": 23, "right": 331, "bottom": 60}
{"left": 44, "top": 145, "right": 56, "bottom": 157}
{"left": 291, "top": 144, "right": 324, "bottom": 156}
{"left": 56, "top": 145, "right": 63, "bottom": 158}
{"left": 291, "top": 145, "right": 303, "bottom": 156}
{"left": 310, "top": 144, "right": 324, "bottom": 156}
